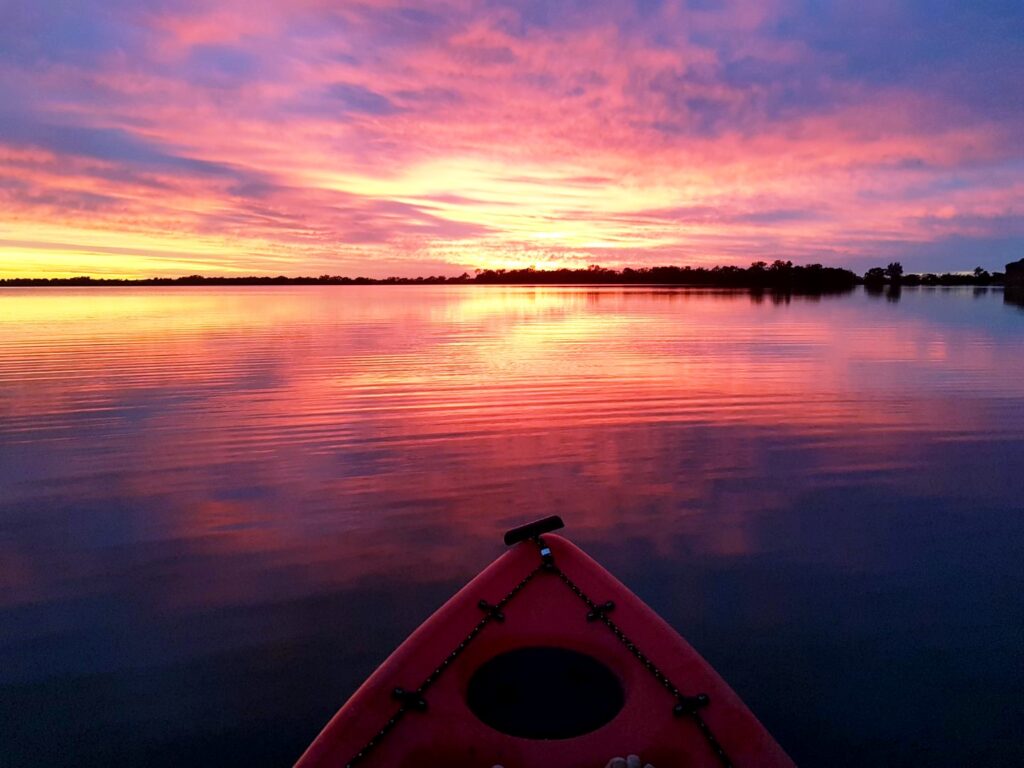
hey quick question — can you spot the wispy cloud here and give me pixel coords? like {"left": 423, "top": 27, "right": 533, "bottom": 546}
{"left": 1, "top": 0, "right": 1022, "bottom": 276}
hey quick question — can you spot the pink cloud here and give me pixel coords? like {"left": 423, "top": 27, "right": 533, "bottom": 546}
{"left": 0, "top": 0, "right": 1021, "bottom": 276}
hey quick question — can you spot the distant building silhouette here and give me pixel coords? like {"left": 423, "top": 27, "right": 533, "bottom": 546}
{"left": 1006, "top": 259, "right": 1024, "bottom": 309}
{"left": 1006, "top": 259, "right": 1024, "bottom": 287}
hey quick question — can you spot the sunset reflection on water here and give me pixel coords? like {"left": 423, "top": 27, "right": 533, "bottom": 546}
{"left": 1, "top": 286, "right": 1023, "bottom": 767}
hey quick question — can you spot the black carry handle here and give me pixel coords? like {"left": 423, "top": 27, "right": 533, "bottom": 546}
{"left": 503, "top": 516, "right": 565, "bottom": 546}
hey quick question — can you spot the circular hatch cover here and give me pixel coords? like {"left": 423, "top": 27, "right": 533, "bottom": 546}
{"left": 466, "top": 646, "right": 624, "bottom": 739}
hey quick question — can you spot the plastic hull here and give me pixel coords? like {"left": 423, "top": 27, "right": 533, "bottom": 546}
{"left": 295, "top": 534, "right": 794, "bottom": 768}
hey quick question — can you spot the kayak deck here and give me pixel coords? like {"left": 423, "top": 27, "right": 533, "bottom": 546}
{"left": 295, "top": 531, "right": 794, "bottom": 768}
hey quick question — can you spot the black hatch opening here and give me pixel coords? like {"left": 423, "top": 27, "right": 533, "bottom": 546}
{"left": 466, "top": 646, "right": 624, "bottom": 739}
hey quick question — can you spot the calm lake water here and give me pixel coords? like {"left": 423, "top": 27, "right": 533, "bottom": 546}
{"left": 1, "top": 286, "right": 1023, "bottom": 767}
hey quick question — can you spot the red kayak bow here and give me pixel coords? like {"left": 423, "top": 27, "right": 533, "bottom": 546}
{"left": 296, "top": 517, "right": 794, "bottom": 768}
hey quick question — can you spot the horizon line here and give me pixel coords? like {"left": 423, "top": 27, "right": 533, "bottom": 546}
{"left": 0, "top": 261, "right": 1012, "bottom": 288}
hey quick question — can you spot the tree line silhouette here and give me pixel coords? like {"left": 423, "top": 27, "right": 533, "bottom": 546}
{"left": 1, "top": 260, "right": 1014, "bottom": 290}
{"left": 470, "top": 261, "right": 859, "bottom": 291}
{"left": 862, "top": 262, "right": 1006, "bottom": 287}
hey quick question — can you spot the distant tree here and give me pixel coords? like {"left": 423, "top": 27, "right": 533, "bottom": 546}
{"left": 974, "top": 266, "right": 991, "bottom": 282}
{"left": 885, "top": 262, "right": 904, "bottom": 283}
{"left": 864, "top": 267, "right": 886, "bottom": 285}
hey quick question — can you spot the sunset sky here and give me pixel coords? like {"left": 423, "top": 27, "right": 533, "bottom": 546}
{"left": 1, "top": 0, "right": 1022, "bottom": 278}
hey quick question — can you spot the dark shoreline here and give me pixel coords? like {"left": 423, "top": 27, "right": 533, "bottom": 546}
{"left": 0, "top": 262, "right": 1009, "bottom": 291}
